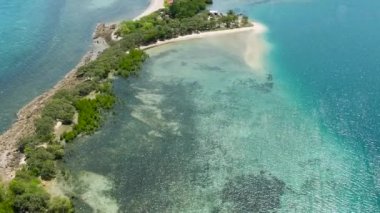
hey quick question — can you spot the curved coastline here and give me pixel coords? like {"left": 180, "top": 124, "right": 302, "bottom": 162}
{"left": 0, "top": 0, "right": 266, "bottom": 181}
{"left": 140, "top": 22, "right": 267, "bottom": 50}
{"left": 134, "top": 0, "right": 165, "bottom": 20}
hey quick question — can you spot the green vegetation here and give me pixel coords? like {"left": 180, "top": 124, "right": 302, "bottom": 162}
{"left": 26, "top": 147, "right": 56, "bottom": 180}
{"left": 0, "top": 170, "right": 74, "bottom": 212}
{"left": 48, "top": 197, "right": 74, "bottom": 213}
{"left": 1, "top": 0, "right": 250, "bottom": 211}
{"left": 42, "top": 99, "right": 76, "bottom": 125}
{"left": 118, "top": 49, "right": 149, "bottom": 77}
{"left": 115, "top": 0, "right": 246, "bottom": 49}
{"left": 35, "top": 116, "right": 55, "bottom": 141}
{"left": 63, "top": 93, "right": 116, "bottom": 141}
{"left": 0, "top": 183, "right": 13, "bottom": 213}
{"left": 169, "top": 0, "right": 207, "bottom": 19}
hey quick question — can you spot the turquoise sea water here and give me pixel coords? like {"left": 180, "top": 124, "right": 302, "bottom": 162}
{"left": 60, "top": 0, "right": 380, "bottom": 211}
{"left": 2, "top": 0, "right": 379, "bottom": 212}
{"left": 0, "top": 0, "right": 149, "bottom": 132}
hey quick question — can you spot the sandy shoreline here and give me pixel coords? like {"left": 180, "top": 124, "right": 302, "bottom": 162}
{"left": 141, "top": 22, "right": 267, "bottom": 50}
{"left": 0, "top": 0, "right": 267, "bottom": 181}
{"left": 134, "top": 0, "right": 165, "bottom": 21}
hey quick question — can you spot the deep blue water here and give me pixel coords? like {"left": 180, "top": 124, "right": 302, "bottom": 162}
{"left": 0, "top": 0, "right": 149, "bottom": 132}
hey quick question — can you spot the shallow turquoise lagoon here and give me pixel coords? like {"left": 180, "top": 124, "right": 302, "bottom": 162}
{"left": 1, "top": 0, "right": 376, "bottom": 211}
{"left": 62, "top": 32, "right": 379, "bottom": 211}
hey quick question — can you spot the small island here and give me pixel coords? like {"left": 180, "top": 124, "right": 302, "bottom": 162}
{"left": 0, "top": 0, "right": 259, "bottom": 211}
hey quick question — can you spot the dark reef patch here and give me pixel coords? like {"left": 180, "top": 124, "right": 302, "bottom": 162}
{"left": 233, "top": 74, "right": 274, "bottom": 93}
{"left": 197, "top": 63, "right": 225, "bottom": 73}
{"left": 221, "top": 171, "right": 286, "bottom": 213}
{"left": 150, "top": 49, "right": 179, "bottom": 61}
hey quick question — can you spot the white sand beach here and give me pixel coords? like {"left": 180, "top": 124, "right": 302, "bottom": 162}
{"left": 134, "top": 0, "right": 165, "bottom": 20}
{"left": 141, "top": 22, "right": 267, "bottom": 50}
{"left": 142, "top": 22, "right": 269, "bottom": 77}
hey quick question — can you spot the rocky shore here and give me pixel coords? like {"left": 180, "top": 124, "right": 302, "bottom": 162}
{"left": 0, "top": 24, "right": 110, "bottom": 181}
{"left": 0, "top": 0, "right": 166, "bottom": 182}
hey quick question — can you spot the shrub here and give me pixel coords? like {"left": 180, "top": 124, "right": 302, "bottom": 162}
{"left": 119, "top": 21, "right": 138, "bottom": 35}
{"left": 0, "top": 184, "right": 13, "bottom": 213}
{"left": 0, "top": 184, "right": 5, "bottom": 202}
{"left": 17, "top": 136, "right": 41, "bottom": 153}
{"left": 13, "top": 192, "right": 49, "bottom": 212}
{"left": 9, "top": 170, "right": 50, "bottom": 212}
{"left": 73, "top": 94, "right": 116, "bottom": 134}
{"left": 26, "top": 147, "right": 56, "bottom": 180}
{"left": 52, "top": 90, "right": 76, "bottom": 102}
{"left": 42, "top": 99, "right": 76, "bottom": 125}
{"left": 98, "top": 81, "right": 113, "bottom": 94}
{"left": 0, "top": 202, "right": 13, "bottom": 213}
{"left": 35, "top": 116, "right": 55, "bottom": 141}
{"left": 62, "top": 131, "right": 76, "bottom": 142}
{"left": 47, "top": 144, "right": 65, "bottom": 160}
{"left": 48, "top": 197, "right": 74, "bottom": 213}
{"left": 74, "top": 99, "right": 101, "bottom": 133}
{"left": 96, "top": 94, "right": 117, "bottom": 110}
{"left": 75, "top": 81, "right": 98, "bottom": 97}
{"left": 117, "top": 49, "right": 148, "bottom": 77}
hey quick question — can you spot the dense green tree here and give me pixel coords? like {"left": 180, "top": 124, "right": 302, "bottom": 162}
{"left": 43, "top": 99, "right": 76, "bottom": 125}
{"left": 62, "top": 130, "right": 76, "bottom": 142}
{"left": 0, "top": 184, "right": 13, "bottom": 213}
{"left": 13, "top": 192, "right": 49, "bottom": 212}
{"left": 52, "top": 90, "right": 76, "bottom": 102}
{"left": 74, "top": 99, "right": 101, "bottom": 133}
{"left": 169, "top": 0, "right": 207, "bottom": 19}
{"left": 35, "top": 116, "right": 55, "bottom": 141}
{"left": 17, "top": 136, "right": 41, "bottom": 153}
{"left": 119, "top": 21, "right": 137, "bottom": 35}
{"left": 26, "top": 147, "right": 56, "bottom": 180}
{"left": 74, "top": 81, "right": 98, "bottom": 96}
{"left": 9, "top": 170, "right": 50, "bottom": 212}
{"left": 118, "top": 49, "right": 148, "bottom": 77}
{"left": 46, "top": 144, "right": 65, "bottom": 160}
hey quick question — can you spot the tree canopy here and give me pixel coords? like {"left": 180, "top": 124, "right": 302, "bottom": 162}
{"left": 169, "top": 0, "right": 207, "bottom": 19}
